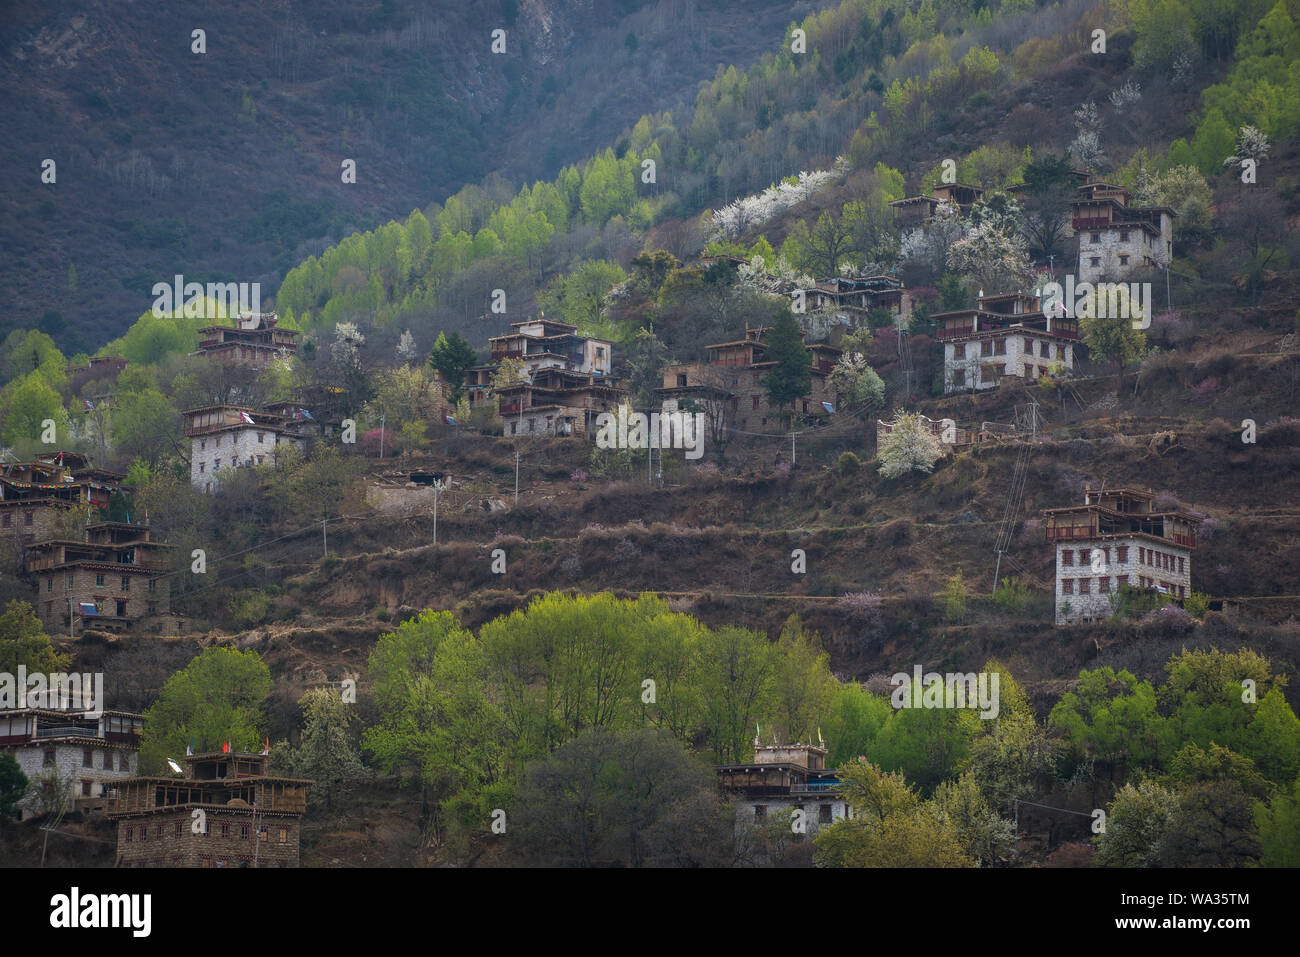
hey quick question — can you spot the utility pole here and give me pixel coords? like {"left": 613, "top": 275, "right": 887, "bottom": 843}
{"left": 432, "top": 474, "right": 447, "bottom": 544}
{"left": 514, "top": 451, "right": 520, "bottom": 505}
{"left": 322, "top": 517, "right": 327, "bottom": 557}
{"left": 992, "top": 549, "right": 1003, "bottom": 595}
{"left": 379, "top": 414, "right": 385, "bottom": 460}
{"left": 68, "top": 598, "right": 74, "bottom": 640}
{"left": 791, "top": 431, "right": 796, "bottom": 466}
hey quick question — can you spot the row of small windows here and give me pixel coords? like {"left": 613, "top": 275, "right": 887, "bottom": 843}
{"left": 125, "top": 822, "right": 290, "bottom": 844}
{"left": 197, "top": 432, "right": 271, "bottom": 451}
{"left": 0, "top": 511, "right": 35, "bottom": 527}
{"left": 45, "top": 574, "right": 156, "bottom": 592}
{"left": 1060, "top": 546, "right": 1184, "bottom": 574}
{"left": 1062, "top": 576, "right": 1186, "bottom": 598}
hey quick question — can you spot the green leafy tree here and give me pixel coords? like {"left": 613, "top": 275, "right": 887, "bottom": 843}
{"left": 0, "top": 600, "right": 70, "bottom": 674}
{"left": 362, "top": 609, "right": 506, "bottom": 846}
{"left": 759, "top": 311, "right": 811, "bottom": 425}
{"left": 771, "top": 616, "right": 837, "bottom": 746}
{"left": 1255, "top": 775, "right": 1300, "bottom": 867}
{"left": 139, "top": 647, "right": 272, "bottom": 773}
{"left": 0, "top": 753, "right": 26, "bottom": 823}
{"left": 1095, "top": 780, "right": 1179, "bottom": 867}
{"left": 941, "top": 569, "right": 968, "bottom": 622}
{"left": 1079, "top": 297, "right": 1147, "bottom": 394}
{"left": 1050, "top": 666, "right": 1162, "bottom": 783}
{"left": 110, "top": 389, "right": 180, "bottom": 469}
{"left": 427, "top": 331, "right": 479, "bottom": 400}
{"left": 814, "top": 760, "right": 974, "bottom": 867}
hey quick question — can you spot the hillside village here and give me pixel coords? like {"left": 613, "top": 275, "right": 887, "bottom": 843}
{"left": 2, "top": 0, "right": 1300, "bottom": 872}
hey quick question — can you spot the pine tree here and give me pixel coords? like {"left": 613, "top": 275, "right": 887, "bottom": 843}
{"left": 760, "top": 310, "right": 811, "bottom": 425}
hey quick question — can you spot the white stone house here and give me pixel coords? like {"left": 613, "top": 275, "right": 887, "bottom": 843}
{"left": 0, "top": 707, "right": 143, "bottom": 819}
{"left": 717, "top": 742, "right": 848, "bottom": 840}
{"left": 183, "top": 406, "right": 306, "bottom": 492}
{"left": 1070, "top": 182, "right": 1174, "bottom": 284}
{"left": 1043, "top": 488, "right": 1201, "bottom": 625}
{"left": 934, "top": 293, "right": 1080, "bottom": 394}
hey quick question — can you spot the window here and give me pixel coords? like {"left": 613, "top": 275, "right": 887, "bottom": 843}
{"left": 1116, "top": 546, "right": 1128, "bottom": 562}
{"left": 175, "top": 822, "right": 183, "bottom": 838}
{"left": 83, "top": 748, "right": 94, "bottom": 768}
{"left": 221, "top": 822, "right": 230, "bottom": 838}
{"left": 1120, "top": 231, "right": 1130, "bottom": 242}
{"left": 1117, "top": 574, "right": 1129, "bottom": 587}
{"left": 1040, "top": 341, "right": 1050, "bottom": 357}
{"left": 139, "top": 825, "right": 147, "bottom": 843}
{"left": 96, "top": 574, "right": 105, "bottom": 587}
{"left": 241, "top": 824, "right": 250, "bottom": 840}
{"left": 753, "top": 805, "right": 767, "bottom": 820}
{"left": 200, "top": 440, "right": 206, "bottom": 451}
{"left": 82, "top": 780, "right": 91, "bottom": 797}
{"left": 1062, "top": 579, "right": 1073, "bottom": 594}
{"left": 257, "top": 433, "right": 265, "bottom": 443}
{"left": 147, "top": 602, "right": 158, "bottom": 616}
{"left": 1090, "top": 233, "right": 1100, "bottom": 243}
{"left": 1077, "top": 550, "right": 1089, "bottom": 565}
{"left": 121, "top": 577, "right": 130, "bottom": 592}
{"left": 199, "top": 462, "right": 205, "bottom": 473}
{"left": 126, "top": 827, "right": 133, "bottom": 843}
{"left": 103, "top": 751, "right": 112, "bottom": 770}
{"left": 982, "top": 340, "right": 993, "bottom": 357}
{"left": 278, "top": 828, "right": 288, "bottom": 845}
{"left": 0, "top": 513, "right": 8, "bottom": 528}
{"left": 158, "top": 824, "right": 165, "bottom": 838}
{"left": 752, "top": 395, "right": 760, "bottom": 409}
{"left": 259, "top": 827, "right": 268, "bottom": 842}
{"left": 1024, "top": 337, "right": 1033, "bottom": 354}
{"left": 1079, "top": 579, "right": 1090, "bottom": 594}
{"left": 1119, "top": 255, "right": 1129, "bottom": 266}
{"left": 1090, "top": 257, "right": 1101, "bottom": 268}
{"left": 1062, "top": 551, "right": 1073, "bottom": 566}
{"left": 819, "top": 804, "right": 833, "bottom": 823}
{"left": 47, "top": 577, "right": 53, "bottom": 592}
{"left": 1099, "top": 577, "right": 1111, "bottom": 593}
{"left": 43, "top": 749, "right": 55, "bottom": 766}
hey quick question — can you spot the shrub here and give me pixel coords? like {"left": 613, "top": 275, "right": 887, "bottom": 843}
{"left": 836, "top": 451, "right": 862, "bottom": 476}
{"left": 992, "top": 576, "right": 1032, "bottom": 611}
{"left": 1183, "top": 591, "right": 1211, "bottom": 619}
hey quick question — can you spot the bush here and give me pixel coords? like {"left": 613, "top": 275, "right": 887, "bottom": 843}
{"left": 992, "top": 576, "right": 1031, "bottom": 611}
{"left": 836, "top": 451, "right": 861, "bottom": 476}
{"left": 1184, "top": 591, "right": 1211, "bottom": 619}
{"left": 228, "top": 590, "right": 271, "bottom": 628}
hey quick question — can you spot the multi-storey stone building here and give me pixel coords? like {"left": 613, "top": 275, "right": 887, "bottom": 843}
{"left": 183, "top": 405, "right": 308, "bottom": 491}
{"left": 110, "top": 750, "right": 312, "bottom": 868}
{"left": 461, "top": 316, "right": 627, "bottom": 437}
{"left": 934, "top": 292, "right": 1080, "bottom": 394}
{"left": 192, "top": 312, "right": 299, "bottom": 367}
{"left": 657, "top": 326, "right": 840, "bottom": 435}
{"left": 25, "top": 522, "right": 174, "bottom": 632}
{"left": 1043, "top": 488, "right": 1201, "bottom": 624}
{"left": 889, "top": 182, "right": 985, "bottom": 241}
{"left": 0, "top": 452, "right": 121, "bottom": 545}
{"left": 802, "top": 274, "right": 912, "bottom": 327}
{"left": 0, "top": 705, "right": 142, "bottom": 819}
{"left": 717, "top": 741, "right": 847, "bottom": 839}
{"left": 1070, "top": 182, "right": 1174, "bottom": 283}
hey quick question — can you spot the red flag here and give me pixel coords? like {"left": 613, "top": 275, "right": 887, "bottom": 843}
{"left": 222, "top": 740, "right": 229, "bottom": 753}
{"left": 263, "top": 737, "right": 270, "bottom": 755}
